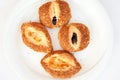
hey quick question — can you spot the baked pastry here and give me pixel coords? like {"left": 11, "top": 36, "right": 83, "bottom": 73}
{"left": 58, "top": 23, "right": 90, "bottom": 52}
{"left": 39, "top": 0, "right": 71, "bottom": 28}
{"left": 21, "top": 22, "right": 52, "bottom": 53}
{"left": 41, "top": 50, "right": 81, "bottom": 78}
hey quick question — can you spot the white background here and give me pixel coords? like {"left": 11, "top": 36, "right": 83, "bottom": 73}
{"left": 0, "top": 0, "right": 120, "bottom": 80}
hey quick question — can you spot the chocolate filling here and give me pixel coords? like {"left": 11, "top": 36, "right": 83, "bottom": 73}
{"left": 71, "top": 33, "right": 77, "bottom": 44}
{"left": 52, "top": 16, "right": 57, "bottom": 25}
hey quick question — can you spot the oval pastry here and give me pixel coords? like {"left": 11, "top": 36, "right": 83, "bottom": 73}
{"left": 58, "top": 23, "right": 90, "bottom": 52}
{"left": 41, "top": 50, "right": 81, "bottom": 78}
{"left": 21, "top": 22, "right": 52, "bottom": 53}
{"left": 39, "top": 0, "right": 71, "bottom": 28}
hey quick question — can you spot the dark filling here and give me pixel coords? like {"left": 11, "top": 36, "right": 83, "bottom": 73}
{"left": 71, "top": 33, "right": 77, "bottom": 44}
{"left": 52, "top": 16, "right": 57, "bottom": 25}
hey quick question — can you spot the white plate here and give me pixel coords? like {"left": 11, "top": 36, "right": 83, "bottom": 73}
{"left": 3, "top": 0, "right": 113, "bottom": 80}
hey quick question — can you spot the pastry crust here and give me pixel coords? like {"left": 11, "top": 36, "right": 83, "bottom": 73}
{"left": 41, "top": 50, "right": 81, "bottom": 78}
{"left": 21, "top": 22, "right": 53, "bottom": 53}
{"left": 39, "top": 0, "right": 71, "bottom": 28}
{"left": 58, "top": 23, "right": 90, "bottom": 52}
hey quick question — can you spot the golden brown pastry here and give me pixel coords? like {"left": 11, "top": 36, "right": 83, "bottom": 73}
{"left": 39, "top": 0, "right": 71, "bottom": 28}
{"left": 21, "top": 22, "right": 53, "bottom": 53}
{"left": 58, "top": 23, "right": 90, "bottom": 52}
{"left": 41, "top": 50, "right": 81, "bottom": 78}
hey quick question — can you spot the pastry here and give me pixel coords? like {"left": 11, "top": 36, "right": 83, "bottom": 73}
{"left": 58, "top": 23, "right": 90, "bottom": 52}
{"left": 39, "top": 0, "right": 71, "bottom": 28}
{"left": 21, "top": 22, "right": 53, "bottom": 53}
{"left": 41, "top": 50, "right": 81, "bottom": 78}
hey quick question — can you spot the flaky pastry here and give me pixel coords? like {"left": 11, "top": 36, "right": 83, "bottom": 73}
{"left": 41, "top": 50, "right": 81, "bottom": 78}
{"left": 21, "top": 22, "right": 53, "bottom": 53}
{"left": 39, "top": 0, "right": 71, "bottom": 28}
{"left": 58, "top": 23, "right": 90, "bottom": 52}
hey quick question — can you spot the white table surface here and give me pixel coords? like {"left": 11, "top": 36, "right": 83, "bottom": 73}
{"left": 0, "top": 0, "right": 120, "bottom": 80}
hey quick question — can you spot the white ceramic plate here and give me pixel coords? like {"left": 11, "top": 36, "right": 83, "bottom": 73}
{"left": 3, "top": 0, "right": 113, "bottom": 80}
